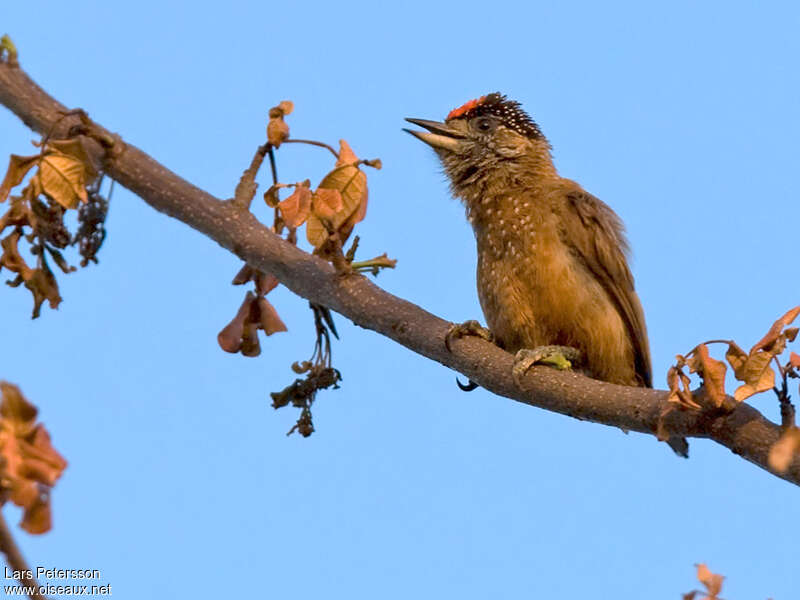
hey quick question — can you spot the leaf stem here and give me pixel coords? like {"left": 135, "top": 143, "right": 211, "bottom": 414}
{"left": 282, "top": 139, "right": 339, "bottom": 158}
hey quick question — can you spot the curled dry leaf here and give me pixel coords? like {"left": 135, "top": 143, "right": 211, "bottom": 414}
{"left": 217, "top": 291, "right": 253, "bottom": 353}
{"left": 306, "top": 140, "right": 368, "bottom": 249}
{"left": 35, "top": 151, "right": 94, "bottom": 210}
{"left": 257, "top": 296, "right": 287, "bottom": 335}
{"left": 733, "top": 351, "right": 775, "bottom": 402}
{"left": 278, "top": 185, "right": 312, "bottom": 229}
{"left": 687, "top": 344, "right": 727, "bottom": 408}
{"left": 217, "top": 290, "right": 287, "bottom": 356}
{"left": 750, "top": 305, "right": 800, "bottom": 354}
{"left": 667, "top": 365, "right": 700, "bottom": 410}
{"left": 266, "top": 100, "right": 294, "bottom": 148}
{"left": 0, "top": 382, "right": 68, "bottom": 534}
{"left": 790, "top": 351, "right": 800, "bottom": 370}
{"left": 1, "top": 229, "right": 62, "bottom": 318}
{"left": 768, "top": 427, "right": 800, "bottom": 473}
{"left": 0, "top": 154, "right": 39, "bottom": 203}
{"left": 312, "top": 188, "right": 343, "bottom": 220}
{"left": 695, "top": 564, "right": 724, "bottom": 599}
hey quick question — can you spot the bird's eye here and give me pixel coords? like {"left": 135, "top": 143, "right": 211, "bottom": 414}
{"left": 473, "top": 117, "right": 495, "bottom": 133}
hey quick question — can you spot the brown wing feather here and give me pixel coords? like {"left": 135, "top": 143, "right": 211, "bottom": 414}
{"left": 560, "top": 188, "right": 652, "bottom": 387}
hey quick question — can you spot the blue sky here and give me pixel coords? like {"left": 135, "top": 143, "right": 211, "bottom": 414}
{"left": 1, "top": 1, "right": 798, "bottom": 598}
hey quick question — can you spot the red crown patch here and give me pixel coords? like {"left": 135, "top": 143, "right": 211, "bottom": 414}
{"left": 446, "top": 96, "right": 486, "bottom": 120}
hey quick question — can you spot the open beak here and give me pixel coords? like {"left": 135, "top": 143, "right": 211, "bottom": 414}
{"left": 403, "top": 118, "right": 464, "bottom": 151}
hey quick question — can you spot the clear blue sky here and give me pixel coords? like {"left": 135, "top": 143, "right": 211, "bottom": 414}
{"left": 2, "top": 1, "right": 799, "bottom": 598}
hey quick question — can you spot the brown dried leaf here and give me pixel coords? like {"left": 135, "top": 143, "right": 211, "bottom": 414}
{"left": 725, "top": 342, "right": 748, "bottom": 380}
{"left": 266, "top": 100, "right": 293, "bottom": 147}
{"left": 45, "top": 138, "right": 99, "bottom": 182}
{"left": 277, "top": 100, "right": 294, "bottom": 115}
{"left": 278, "top": 185, "right": 312, "bottom": 229}
{"left": 695, "top": 564, "right": 724, "bottom": 598}
{"left": 0, "top": 154, "right": 39, "bottom": 203}
{"left": 306, "top": 139, "right": 368, "bottom": 248}
{"left": 36, "top": 151, "right": 89, "bottom": 209}
{"left": 694, "top": 344, "right": 728, "bottom": 408}
{"left": 240, "top": 321, "right": 261, "bottom": 357}
{"left": 785, "top": 327, "right": 799, "bottom": 343}
{"left": 232, "top": 264, "right": 256, "bottom": 285}
{"left": 264, "top": 184, "right": 281, "bottom": 208}
{"left": 267, "top": 118, "right": 290, "bottom": 148}
{"left": 312, "top": 188, "right": 344, "bottom": 220}
{"left": 751, "top": 305, "right": 800, "bottom": 354}
{"left": 257, "top": 297, "right": 287, "bottom": 335}
{"left": 733, "top": 351, "right": 775, "bottom": 402}
{"left": 667, "top": 365, "right": 701, "bottom": 411}
{"left": 217, "top": 292, "right": 255, "bottom": 353}
{"left": 255, "top": 272, "right": 280, "bottom": 296}
{"left": 0, "top": 382, "right": 68, "bottom": 534}
{"left": 790, "top": 351, "right": 800, "bottom": 369}
{"left": 768, "top": 427, "right": 800, "bottom": 473}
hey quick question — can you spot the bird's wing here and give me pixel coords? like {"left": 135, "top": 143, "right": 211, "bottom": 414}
{"left": 559, "top": 188, "right": 652, "bottom": 387}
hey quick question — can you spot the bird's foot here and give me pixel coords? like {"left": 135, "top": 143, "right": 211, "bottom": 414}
{"left": 512, "top": 345, "right": 583, "bottom": 385}
{"left": 444, "top": 320, "right": 494, "bottom": 352}
{"left": 445, "top": 320, "right": 493, "bottom": 392}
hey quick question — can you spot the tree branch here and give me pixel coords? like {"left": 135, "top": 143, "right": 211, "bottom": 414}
{"left": 1, "top": 59, "right": 797, "bottom": 485}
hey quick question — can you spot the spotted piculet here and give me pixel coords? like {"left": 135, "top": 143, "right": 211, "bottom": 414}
{"left": 405, "top": 93, "right": 652, "bottom": 388}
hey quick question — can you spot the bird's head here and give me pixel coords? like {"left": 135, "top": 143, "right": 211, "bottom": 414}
{"left": 404, "top": 93, "right": 552, "bottom": 194}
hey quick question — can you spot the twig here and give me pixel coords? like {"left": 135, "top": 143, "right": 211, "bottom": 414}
{"left": 233, "top": 143, "right": 269, "bottom": 210}
{"left": 0, "top": 510, "right": 47, "bottom": 599}
{"left": 282, "top": 138, "right": 339, "bottom": 158}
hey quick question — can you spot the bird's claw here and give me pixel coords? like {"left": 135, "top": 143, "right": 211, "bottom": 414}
{"left": 512, "top": 345, "right": 583, "bottom": 386}
{"left": 444, "top": 320, "right": 494, "bottom": 352}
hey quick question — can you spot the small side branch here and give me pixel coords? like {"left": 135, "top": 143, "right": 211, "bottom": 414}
{"left": 233, "top": 143, "right": 270, "bottom": 210}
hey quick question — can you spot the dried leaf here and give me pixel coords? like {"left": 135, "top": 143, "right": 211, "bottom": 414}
{"left": 790, "top": 352, "right": 800, "bottom": 369}
{"left": 266, "top": 100, "right": 293, "bottom": 147}
{"left": 267, "top": 118, "right": 290, "bottom": 148}
{"left": 306, "top": 139, "right": 368, "bottom": 248}
{"left": 694, "top": 344, "right": 728, "bottom": 408}
{"left": 667, "top": 365, "right": 701, "bottom": 410}
{"left": 695, "top": 564, "right": 724, "bottom": 598}
{"left": 36, "top": 151, "right": 89, "bottom": 209}
{"left": 0, "top": 382, "right": 67, "bottom": 534}
{"left": 257, "top": 297, "right": 287, "bottom": 335}
{"left": 45, "top": 138, "right": 99, "bottom": 181}
{"left": 785, "top": 327, "right": 799, "bottom": 343}
{"left": 0, "top": 154, "right": 39, "bottom": 203}
{"left": 768, "top": 427, "right": 800, "bottom": 473}
{"left": 277, "top": 100, "right": 294, "bottom": 115}
{"left": 733, "top": 351, "right": 775, "bottom": 402}
{"left": 312, "top": 188, "right": 344, "bottom": 220}
{"left": 278, "top": 185, "right": 312, "bottom": 229}
{"left": 255, "top": 272, "right": 280, "bottom": 296}
{"left": 725, "top": 342, "right": 748, "bottom": 380}
{"left": 217, "top": 292, "right": 255, "bottom": 353}
{"left": 750, "top": 305, "right": 800, "bottom": 354}
{"left": 264, "top": 184, "right": 281, "bottom": 208}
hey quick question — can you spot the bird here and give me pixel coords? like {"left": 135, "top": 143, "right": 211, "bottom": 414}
{"left": 404, "top": 92, "right": 687, "bottom": 457}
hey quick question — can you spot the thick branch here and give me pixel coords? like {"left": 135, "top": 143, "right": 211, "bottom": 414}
{"left": 1, "top": 59, "right": 797, "bottom": 485}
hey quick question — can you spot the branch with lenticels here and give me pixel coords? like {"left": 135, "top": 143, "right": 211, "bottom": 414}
{"left": 1, "top": 45, "right": 798, "bottom": 487}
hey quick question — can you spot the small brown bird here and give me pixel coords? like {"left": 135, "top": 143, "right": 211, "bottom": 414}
{"left": 405, "top": 93, "right": 687, "bottom": 456}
